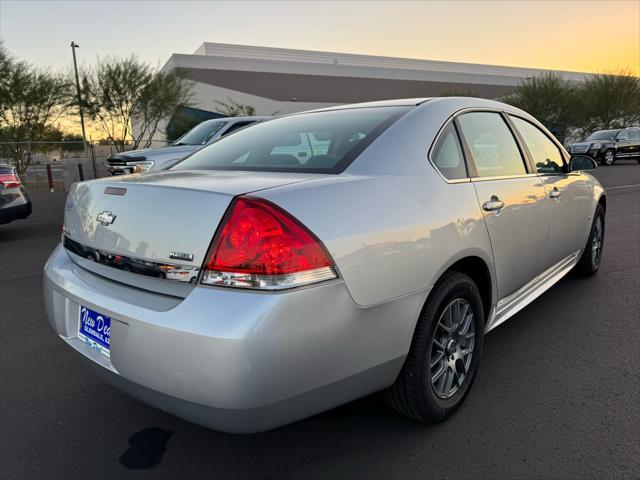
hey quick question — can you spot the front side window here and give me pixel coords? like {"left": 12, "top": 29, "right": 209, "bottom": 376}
{"left": 457, "top": 112, "right": 527, "bottom": 177}
{"left": 172, "top": 106, "right": 409, "bottom": 173}
{"left": 431, "top": 123, "right": 467, "bottom": 180}
{"left": 617, "top": 130, "right": 629, "bottom": 141}
{"left": 510, "top": 116, "right": 565, "bottom": 174}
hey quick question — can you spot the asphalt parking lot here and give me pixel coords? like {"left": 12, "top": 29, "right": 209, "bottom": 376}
{"left": 1, "top": 163, "right": 639, "bottom": 479}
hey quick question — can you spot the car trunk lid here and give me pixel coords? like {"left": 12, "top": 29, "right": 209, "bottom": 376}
{"left": 63, "top": 170, "right": 325, "bottom": 289}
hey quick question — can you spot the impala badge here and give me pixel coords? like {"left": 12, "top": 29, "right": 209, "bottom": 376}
{"left": 96, "top": 210, "right": 116, "bottom": 226}
{"left": 169, "top": 252, "right": 194, "bottom": 262}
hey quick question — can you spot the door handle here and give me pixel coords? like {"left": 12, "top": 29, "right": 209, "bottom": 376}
{"left": 482, "top": 195, "right": 505, "bottom": 212}
{"left": 549, "top": 188, "right": 561, "bottom": 199}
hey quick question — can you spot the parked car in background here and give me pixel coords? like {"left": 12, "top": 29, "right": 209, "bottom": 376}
{"left": 45, "top": 97, "right": 606, "bottom": 433}
{"left": 569, "top": 127, "right": 640, "bottom": 165}
{"left": 106, "top": 116, "right": 272, "bottom": 175}
{"left": 0, "top": 164, "right": 32, "bottom": 225}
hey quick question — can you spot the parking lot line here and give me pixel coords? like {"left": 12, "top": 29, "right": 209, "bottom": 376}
{"left": 606, "top": 183, "right": 640, "bottom": 190}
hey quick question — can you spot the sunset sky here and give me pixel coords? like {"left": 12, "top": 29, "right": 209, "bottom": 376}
{"left": 1, "top": 0, "right": 639, "bottom": 74}
{"left": 1, "top": 0, "right": 638, "bottom": 138}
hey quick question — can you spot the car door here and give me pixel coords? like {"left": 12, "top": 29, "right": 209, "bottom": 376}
{"left": 629, "top": 128, "right": 640, "bottom": 158}
{"left": 456, "top": 111, "right": 549, "bottom": 300}
{"left": 616, "top": 128, "right": 640, "bottom": 159}
{"left": 509, "top": 115, "right": 592, "bottom": 270}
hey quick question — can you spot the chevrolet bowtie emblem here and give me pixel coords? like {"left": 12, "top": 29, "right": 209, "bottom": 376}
{"left": 96, "top": 210, "right": 116, "bottom": 226}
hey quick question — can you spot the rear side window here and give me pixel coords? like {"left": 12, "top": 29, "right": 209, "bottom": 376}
{"left": 510, "top": 116, "right": 565, "bottom": 174}
{"left": 172, "top": 106, "right": 410, "bottom": 174}
{"left": 629, "top": 129, "right": 640, "bottom": 140}
{"left": 431, "top": 123, "right": 467, "bottom": 180}
{"left": 617, "top": 130, "right": 629, "bottom": 140}
{"left": 457, "top": 112, "right": 527, "bottom": 177}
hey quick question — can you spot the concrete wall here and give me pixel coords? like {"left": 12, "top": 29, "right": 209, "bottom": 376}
{"left": 61, "top": 157, "right": 109, "bottom": 191}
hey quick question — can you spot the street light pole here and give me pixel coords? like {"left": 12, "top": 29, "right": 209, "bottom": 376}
{"left": 70, "top": 41, "right": 88, "bottom": 156}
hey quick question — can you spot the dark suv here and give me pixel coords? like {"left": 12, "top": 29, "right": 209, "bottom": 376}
{"left": 569, "top": 127, "right": 640, "bottom": 165}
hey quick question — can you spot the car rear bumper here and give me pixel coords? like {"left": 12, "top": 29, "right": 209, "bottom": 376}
{"left": 0, "top": 199, "right": 32, "bottom": 224}
{"left": 43, "top": 244, "right": 427, "bottom": 433}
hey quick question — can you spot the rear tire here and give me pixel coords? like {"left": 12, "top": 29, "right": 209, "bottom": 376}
{"left": 384, "top": 271, "right": 484, "bottom": 423}
{"left": 575, "top": 204, "right": 605, "bottom": 276}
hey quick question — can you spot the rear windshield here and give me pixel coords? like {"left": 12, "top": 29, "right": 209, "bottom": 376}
{"left": 171, "top": 106, "right": 410, "bottom": 174}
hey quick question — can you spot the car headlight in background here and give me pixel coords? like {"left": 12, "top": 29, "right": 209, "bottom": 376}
{"left": 134, "top": 161, "right": 155, "bottom": 173}
{"left": 591, "top": 142, "right": 602, "bottom": 150}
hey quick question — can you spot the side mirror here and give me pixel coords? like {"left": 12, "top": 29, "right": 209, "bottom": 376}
{"left": 569, "top": 155, "right": 598, "bottom": 172}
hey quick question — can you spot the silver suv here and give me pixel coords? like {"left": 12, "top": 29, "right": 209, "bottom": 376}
{"left": 106, "top": 116, "right": 272, "bottom": 175}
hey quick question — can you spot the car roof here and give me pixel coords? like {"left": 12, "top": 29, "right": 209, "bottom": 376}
{"left": 592, "top": 128, "right": 621, "bottom": 133}
{"left": 298, "top": 97, "right": 537, "bottom": 119}
{"left": 306, "top": 98, "right": 431, "bottom": 114}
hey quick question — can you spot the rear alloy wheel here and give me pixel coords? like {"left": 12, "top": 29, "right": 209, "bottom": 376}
{"left": 575, "top": 204, "right": 605, "bottom": 276}
{"left": 384, "top": 271, "right": 484, "bottom": 423}
{"left": 601, "top": 149, "right": 615, "bottom": 166}
{"left": 430, "top": 299, "right": 475, "bottom": 399}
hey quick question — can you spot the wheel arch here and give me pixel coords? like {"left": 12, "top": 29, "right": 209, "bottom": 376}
{"left": 445, "top": 256, "right": 493, "bottom": 325}
{"left": 598, "top": 193, "right": 607, "bottom": 212}
{"left": 427, "top": 254, "right": 494, "bottom": 326}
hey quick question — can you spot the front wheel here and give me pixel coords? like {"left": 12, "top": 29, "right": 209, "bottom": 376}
{"left": 384, "top": 271, "right": 484, "bottom": 423}
{"left": 575, "top": 204, "right": 605, "bottom": 276}
{"left": 601, "top": 149, "right": 615, "bottom": 166}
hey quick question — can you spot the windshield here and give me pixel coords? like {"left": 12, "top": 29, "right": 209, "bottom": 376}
{"left": 171, "top": 106, "right": 410, "bottom": 174}
{"left": 172, "top": 120, "right": 229, "bottom": 146}
{"left": 586, "top": 130, "right": 619, "bottom": 141}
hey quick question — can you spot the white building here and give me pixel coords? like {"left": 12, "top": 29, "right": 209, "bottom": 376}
{"left": 151, "top": 42, "right": 588, "bottom": 142}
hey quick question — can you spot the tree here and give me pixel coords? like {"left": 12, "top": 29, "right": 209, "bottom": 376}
{"left": 133, "top": 68, "right": 193, "bottom": 148}
{"left": 578, "top": 69, "right": 640, "bottom": 131}
{"left": 213, "top": 97, "right": 256, "bottom": 116}
{"left": 503, "top": 71, "right": 578, "bottom": 143}
{"left": 0, "top": 43, "right": 71, "bottom": 173}
{"left": 80, "top": 56, "right": 192, "bottom": 151}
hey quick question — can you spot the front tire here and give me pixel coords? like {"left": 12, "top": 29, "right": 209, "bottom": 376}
{"left": 601, "top": 149, "right": 615, "bottom": 166}
{"left": 384, "top": 271, "right": 484, "bottom": 423}
{"left": 575, "top": 204, "right": 605, "bottom": 276}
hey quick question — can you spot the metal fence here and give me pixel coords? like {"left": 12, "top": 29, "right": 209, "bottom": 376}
{"left": 0, "top": 139, "right": 168, "bottom": 163}
{"left": 1, "top": 139, "right": 169, "bottom": 192}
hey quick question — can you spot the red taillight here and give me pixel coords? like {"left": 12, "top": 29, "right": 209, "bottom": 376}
{"left": 202, "top": 196, "right": 336, "bottom": 289}
{"left": 0, "top": 174, "right": 21, "bottom": 189}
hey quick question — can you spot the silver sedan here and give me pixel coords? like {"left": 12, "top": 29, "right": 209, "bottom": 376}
{"left": 44, "top": 97, "right": 606, "bottom": 433}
